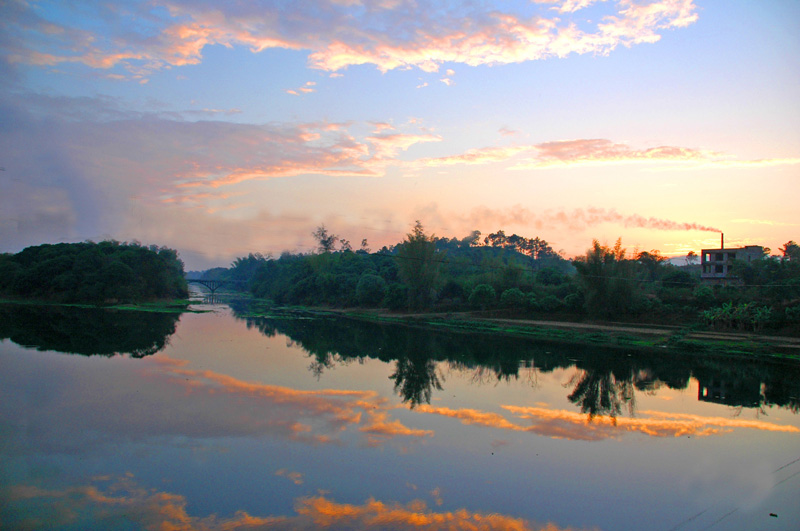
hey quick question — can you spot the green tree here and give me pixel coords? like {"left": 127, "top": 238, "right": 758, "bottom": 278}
{"left": 636, "top": 250, "right": 668, "bottom": 282}
{"left": 312, "top": 225, "right": 338, "bottom": 253}
{"left": 781, "top": 241, "right": 800, "bottom": 262}
{"left": 573, "top": 239, "right": 641, "bottom": 318}
{"left": 396, "top": 221, "right": 441, "bottom": 310}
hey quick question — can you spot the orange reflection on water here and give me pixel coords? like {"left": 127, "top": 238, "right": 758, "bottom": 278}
{"left": 151, "top": 357, "right": 434, "bottom": 446}
{"left": 415, "top": 404, "right": 799, "bottom": 441}
{"left": 4, "top": 475, "right": 581, "bottom": 531}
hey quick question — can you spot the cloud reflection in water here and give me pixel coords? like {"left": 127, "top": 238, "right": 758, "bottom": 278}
{"left": 2, "top": 475, "right": 583, "bottom": 531}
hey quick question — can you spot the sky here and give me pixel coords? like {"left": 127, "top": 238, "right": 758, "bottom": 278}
{"left": 0, "top": 0, "right": 798, "bottom": 270}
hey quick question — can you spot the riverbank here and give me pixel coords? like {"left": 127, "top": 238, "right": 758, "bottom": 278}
{"left": 235, "top": 301, "right": 800, "bottom": 362}
{"left": 0, "top": 298, "right": 204, "bottom": 314}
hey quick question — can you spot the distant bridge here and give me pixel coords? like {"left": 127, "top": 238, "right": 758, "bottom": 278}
{"left": 186, "top": 278, "right": 247, "bottom": 295}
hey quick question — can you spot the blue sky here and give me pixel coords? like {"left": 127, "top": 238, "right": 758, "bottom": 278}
{"left": 1, "top": 0, "right": 798, "bottom": 269}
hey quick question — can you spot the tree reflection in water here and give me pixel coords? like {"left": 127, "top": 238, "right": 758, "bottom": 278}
{"left": 391, "top": 355, "right": 443, "bottom": 409}
{"left": 0, "top": 303, "right": 180, "bottom": 358}
{"left": 230, "top": 303, "right": 800, "bottom": 416}
{"left": 566, "top": 368, "right": 635, "bottom": 421}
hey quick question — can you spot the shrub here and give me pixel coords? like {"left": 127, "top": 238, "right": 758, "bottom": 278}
{"left": 692, "top": 284, "right": 715, "bottom": 308}
{"left": 539, "top": 294, "right": 563, "bottom": 312}
{"left": 500, "top": 288, "right": 526, "bottom": 309}
{"left": 356, "top": 274, "right": 387, "bottom": 306}
{"left": 469, "top": 284, "right": 496, "bottom": 310}
{"left": 385, "top": 284, "right": 409, "bottom": 311}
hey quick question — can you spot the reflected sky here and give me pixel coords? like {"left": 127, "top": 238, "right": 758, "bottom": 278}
{"left": 1, "top": 305, "right": 799, "bottom": 530}
{"left": 3, "top": 474, "right": 574, "bottom": 531}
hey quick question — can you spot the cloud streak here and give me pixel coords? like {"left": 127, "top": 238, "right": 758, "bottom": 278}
{"left": 416, "top": 139, "right": 800, "bottom": 171}
{"left": 2, "top": 1, "right": 700, "bottom": 79}
{"left": 415, "top": 404, "right": 799, "bottom": 442}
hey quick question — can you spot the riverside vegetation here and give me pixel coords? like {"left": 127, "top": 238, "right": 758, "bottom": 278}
{"left": 194, "top": 223, "right": 800, "bottom": 337}
{"left": 0, "top": 240, "right": 189, "bottom": 305}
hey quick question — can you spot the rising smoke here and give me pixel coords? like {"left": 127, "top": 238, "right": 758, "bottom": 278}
{"left": 465, "top": 206, "right": 721, "bottom": 233}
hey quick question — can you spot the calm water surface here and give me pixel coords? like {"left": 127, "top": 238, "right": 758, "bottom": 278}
{"left": 1, "top": 301, "right": 799, "bottom": 530}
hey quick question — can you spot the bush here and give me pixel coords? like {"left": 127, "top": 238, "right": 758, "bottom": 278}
{"left": 469, "top": 284, "right": 496, "bottom": 310}
{"left": 356, "top": 274, "right": 387, "bottom": 306}
{"left": 385, "top": 284, "right": 409, "bottom": 311}
{"left": 500, "top": 288, "right": 526, "bottom": 308}
{"left": 539, "top": 294, "right": 563, "bottom": 312}
{"left": 692, "top": 284, "right": 715, "bottom": 308}
{"left": 535, "top": 267, "right": 565, "bottom": 286}
{"left": 439, "top": 280, "right": 465, "bottom": 301}
{"left": 526, "top": 292, "right": 541, "bottom": 311}
{"left": 564, "top": 292, "right": 583, "bottom": 312}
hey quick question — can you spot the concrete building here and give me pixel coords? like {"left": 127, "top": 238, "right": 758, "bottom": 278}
{"left": 700, "top": 234, "right": 764, "bottom": 284}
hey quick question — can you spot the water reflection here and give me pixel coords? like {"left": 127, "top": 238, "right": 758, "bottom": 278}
{"left": 2, "top": 474, "right": 567, "bottom": 531}
{"left": 415, "top": 403, "right": 799, "bottom": 441}
{"left": 566, "top": 369, "right": 635, "bottom": 420}
{"left": 0, "top": 304, "right": 180, "bottom": 357}
{"left": 231, "top": 305, "right": 800, "bottom": 415}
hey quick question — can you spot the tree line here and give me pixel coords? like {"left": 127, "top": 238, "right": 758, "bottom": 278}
{"left": 0, "top": 240, "right": 189, "bottom": 304}
{"left": 210, "top": 223, "right": 799, "bottom": 333}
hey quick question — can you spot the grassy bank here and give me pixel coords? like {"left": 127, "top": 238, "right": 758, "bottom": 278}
{"left": 0, "top": 298, "right": 207, "bottom": 314}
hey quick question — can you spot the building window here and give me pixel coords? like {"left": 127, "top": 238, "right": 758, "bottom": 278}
{"left": 715, "top": 264, "right": 723, "bottom": 274}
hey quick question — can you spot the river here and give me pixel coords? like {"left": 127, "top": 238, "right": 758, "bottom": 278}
{"left": 1, "top": 300, "right": 798, "bottom": 530}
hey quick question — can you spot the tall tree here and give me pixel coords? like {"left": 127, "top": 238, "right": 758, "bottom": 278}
{"left": 573, "top": 239, "right": 640, "bottom": 318}
{"left": 397, "top": 221, "right": 441, "bottom": 310}
{"left": 312, "top": 225, "right": 338, "bottom": 253}
{"left": 780, "top": 241, "right": 799, "bottom": 262}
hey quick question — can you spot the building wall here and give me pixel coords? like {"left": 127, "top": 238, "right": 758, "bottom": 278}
{"left": 700, "top": 246, "right": 763, "bottom": 284}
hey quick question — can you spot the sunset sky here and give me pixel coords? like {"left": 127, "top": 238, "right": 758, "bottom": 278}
{"left": 1, "top": 0, "right": 798, "bottom": 270}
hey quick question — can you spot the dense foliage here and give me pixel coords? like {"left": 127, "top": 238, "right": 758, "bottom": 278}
{"left": 0, "top": 241, "right": 188, "bottom": 303}
{"left": 246, "top": 223, "right": 575, "bottom": 313}
{"left": 211, "top": 226, "right": 799, "bottom": 333}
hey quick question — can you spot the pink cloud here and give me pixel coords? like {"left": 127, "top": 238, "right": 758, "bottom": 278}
{"left": 2, "top": 1, "right": 700, "bottom": 78}
{"left": 414, "top": 138, "right": 799, "bottom": 170}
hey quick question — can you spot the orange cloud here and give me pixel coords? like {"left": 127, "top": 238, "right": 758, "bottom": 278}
{"left": 4, "top": 476, "right": 581, "bottom": 530}
{"left": 414, "top": 404, "right": 799, "bottom": 442}
{"left": 276, "top": 469, "right": 304, "bottom": 485}
{"left": 360, "top": 410, "right": 435, "bottom": 446}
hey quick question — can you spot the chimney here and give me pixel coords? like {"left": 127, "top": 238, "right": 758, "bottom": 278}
{"left": 721, "top": 233, "right": 724, "bottom": 249}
